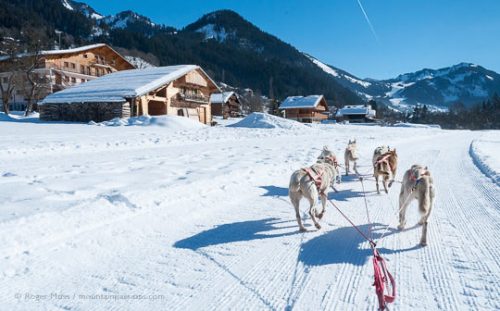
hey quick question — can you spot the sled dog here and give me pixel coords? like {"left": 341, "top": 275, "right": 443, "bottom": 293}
{"left": 289, "top": 146, "right": 340, "bottom": 231}
{"left": 373, "top": 146, "right": 398, "bottom": 194}
{"left": 398, "top": 164, "right": 435, "bottom": 246}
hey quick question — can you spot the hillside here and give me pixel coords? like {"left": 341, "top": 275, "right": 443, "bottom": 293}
{"left": 0, "top": 0, "right": 363, "bottom": 106}
{"left": 308, "top": 55, "right": 500, "bottom": 111}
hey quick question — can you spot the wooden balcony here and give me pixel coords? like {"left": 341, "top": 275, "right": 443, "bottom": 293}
{"left": 176, "top": 92, "right": 209, "bottom": 104}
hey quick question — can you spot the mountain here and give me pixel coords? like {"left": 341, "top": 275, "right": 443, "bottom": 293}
{"left": 2, "top": 0, "right": 498, "bottom": 110}
{"left": 307, "top": 55, "right": 500, "bottom": 111}
{"left": 0, "top": 0, "right": 363, "bottom": 106}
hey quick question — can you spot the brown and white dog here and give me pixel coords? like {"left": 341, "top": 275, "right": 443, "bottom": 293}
{"left": 344, "top": 139, "right": 359, "bottom": 176}
{"left": 398, "top": 164, "right": 435, "bottom": 246}
{"left": 289, "top": 146, "right": 340, "bottom": 232}
{"left": 373, "top": 146, "right": 398, "bottom": 194}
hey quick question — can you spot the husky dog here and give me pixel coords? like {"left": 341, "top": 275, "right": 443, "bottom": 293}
{"left": 373, "top": 146, "right": 398, "bottom": 194}
{"left": 289, "top": 146, "right": 339, "bottom": 231}
{"left": 344, "top": 139, "right": 359, "bottom": 176}
{"left": 398, "top": 165, "right": 435, "bottom": 246}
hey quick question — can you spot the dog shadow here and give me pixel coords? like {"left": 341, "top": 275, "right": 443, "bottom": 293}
{"left": 328, "top": 189, "right": 377, "bottom": 201}
{"left": 340, "top": 174, "right": 364, "bottom": 183}
{"left": 174, "top": 218, "right": 298, "bottom": 250}
{"left": 259, "top": 185, "right": 288, "bottom": 197}
{"left": 299, "top": 223, "right": 422, "bottom": 266}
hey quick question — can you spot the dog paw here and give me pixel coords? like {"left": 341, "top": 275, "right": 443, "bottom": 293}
{"left": 299, "top": 227, "right": 307, "bottom": 232}
{"left": 397, "top": 224, "right": 405, "bottom": 231}
{"left": 420, "top": 240, "right": 427, "bottom": 247}
{"left": 315, "top": 223, "right": 321, "bottom": 230}
{"left": 317, "top": 213, "right": 324, "bottom": 220}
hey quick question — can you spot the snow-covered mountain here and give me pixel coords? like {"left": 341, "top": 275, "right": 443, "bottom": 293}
{"left": 308, "top": 55, "right": 500, "bottom": 111}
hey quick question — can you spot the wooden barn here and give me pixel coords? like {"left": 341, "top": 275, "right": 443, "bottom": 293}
{"left": 209, "top": 91, "right": 241, "bottom": 118}
{"left": 335, "top": 104, "right": 376, "bottom": 123}
{"left": 40, "top": 65, "right": 219, "bottom": 124}
{"left": 279, "top": 95, "right": 329, "bottom": 123}
{"left": 0, "top": 43, "right": 134, "bottom": 111}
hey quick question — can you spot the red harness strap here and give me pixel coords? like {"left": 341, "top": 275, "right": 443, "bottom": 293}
{"left": 302, "top": 167, "right": 324, "bottom": 191}
{"left": 375, "top": 153, "right": 393, "bottom": 173}
{"left": 373, "top": 248, "right": 396, "bottom": 310}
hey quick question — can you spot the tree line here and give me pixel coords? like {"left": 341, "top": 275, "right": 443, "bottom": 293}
{"left": 369, "top": 95, "right": 500, "bottom": 129}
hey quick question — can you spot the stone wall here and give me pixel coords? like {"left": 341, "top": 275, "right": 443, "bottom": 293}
{"left": 39, "top": 101, "right": 130, "bottom": 122}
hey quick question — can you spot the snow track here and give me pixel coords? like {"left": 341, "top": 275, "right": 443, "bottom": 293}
{"left": 0, "top": 121, "right": 498, "bottom": 310}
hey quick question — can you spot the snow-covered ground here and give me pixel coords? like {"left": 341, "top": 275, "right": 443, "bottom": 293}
{"left": 0, "top": 114, "right": 499, "bottom": 310}
{"left": 469, "top": 131, "right": 500, "bottom": 185}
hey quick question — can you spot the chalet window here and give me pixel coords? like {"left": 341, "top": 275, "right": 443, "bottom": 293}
{"left": 16, "top": 89, "right": 23, "bottom": 95}
{"left": 64, "top": 76, "right": 69, "bottom": 82}
{"left": 70, "top": 63, "right": 76, "bottom": 69}
{"left": 2, "top": 77, "right": 7, "bottom": 83}
{"left": 64, "top": 62, "right": 69, "bottom": 68}
{"left": 71, "top": 77, "right": 76, "bottom": 83}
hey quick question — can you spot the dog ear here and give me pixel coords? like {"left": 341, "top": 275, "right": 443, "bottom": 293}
{"left": 348, "top": 139, "right": 351, "bottom": 144}
{"left": 323, "top": 145, "right": 329, "bottom": 151}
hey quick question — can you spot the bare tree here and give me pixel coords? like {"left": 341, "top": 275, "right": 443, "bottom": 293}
{"left": 23, "top": 29, "right": 50, "bottom": 116}
{"left": 0, "top": 36, "right": 22, "bottom": 114}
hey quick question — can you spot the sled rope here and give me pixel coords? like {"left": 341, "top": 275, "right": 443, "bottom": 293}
{"left": 327, "top": 198, "right": 396, "bottom": 311}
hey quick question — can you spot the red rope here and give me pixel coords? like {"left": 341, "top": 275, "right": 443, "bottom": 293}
{"left": 327, "top": 198, "right": 396, "bottom": 310}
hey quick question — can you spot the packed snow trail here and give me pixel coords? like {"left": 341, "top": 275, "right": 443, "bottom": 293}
{"left": 0, "top": 119, "right": 498, "bottom": 310}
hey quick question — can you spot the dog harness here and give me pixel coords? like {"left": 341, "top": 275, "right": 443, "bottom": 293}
{"left": 302, "top": 167, "right": 324, "bottom": 193}
{"left": 303, "top": 154, "right": 338, "bottom": 192}
{"left": 374, "top": 152, "right": 393, "bottom": 173}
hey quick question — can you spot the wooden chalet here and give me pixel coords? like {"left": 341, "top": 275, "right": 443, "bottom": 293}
{"left": 209, "top": 91, "right": 241, "bottom": 118}
{"left": 335, "top": 104, "right": 376, "bottom": 123}
{"left": 0, "top": 43, "right": 134, "bottom": 111}
{"left": 279, "top": 95, "right": 329, "bottom": 123}
{"left": 40, "top": 65, "right": 219, "bottom": 124}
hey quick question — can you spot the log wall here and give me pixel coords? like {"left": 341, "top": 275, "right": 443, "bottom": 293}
{"left": 39, "top": 102, "right": 130, "bottom": 122}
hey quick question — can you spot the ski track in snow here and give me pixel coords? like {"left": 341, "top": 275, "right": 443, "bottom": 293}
{"left": 0, "top": 120, "right": 498, "bottom": 310}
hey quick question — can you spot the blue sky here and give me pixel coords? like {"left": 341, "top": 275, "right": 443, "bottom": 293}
{"left": 83, "top": 0, "right": 500, "bottom": 79}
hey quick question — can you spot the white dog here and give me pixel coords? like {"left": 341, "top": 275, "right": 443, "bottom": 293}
{"left": 398, "top": 164, "right": 435, "bottom": 246}
{"left": 344, "top": 139, "right": 359, "bottom": 176}
{"left": 289, "top": 146, "right": 340, "bottom": 231}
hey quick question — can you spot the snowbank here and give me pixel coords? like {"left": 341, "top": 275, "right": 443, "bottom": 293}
{"left": 392, "top": 122, "right": 441, "bottom": 129}
{"left": 92, "top": 115, "right": 206, "bottom": 129}
{"left": 0, "top": 112, "right": 40, "bottom": 122}
{"left": 228, "top": 112, "right": 307, "bottom": 129}
{"left": 469, "top": 134, "right": 500, "bottom": 185}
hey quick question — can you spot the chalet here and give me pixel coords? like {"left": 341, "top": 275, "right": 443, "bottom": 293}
{"left": 335, "top": 104, "right": 376, "bottom": 123}
{"left": 209, "top": 91, "right": 241, "bottom": 118}
{"left": 40, "top": 65, "right": 219, "bottom": 124}
{"left": 279, "top": 95, "right": 329, "bottom": 123}
{"left": 0, "top": 43, "right": 134, "bottom": 111}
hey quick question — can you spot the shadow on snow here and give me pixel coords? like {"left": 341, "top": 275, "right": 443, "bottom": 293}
{"left": 259, "top": 185, "right": 288, "bottom": 197}
{"left": 174, "top": 218, "right": 298, "bottom": 250}
{"left": 299, "top": 223, "right": 422, "bottom": 266}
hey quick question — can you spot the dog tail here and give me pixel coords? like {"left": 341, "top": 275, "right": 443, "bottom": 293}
{"left": 289, "top": 170, "right": 302, "bottom": 194}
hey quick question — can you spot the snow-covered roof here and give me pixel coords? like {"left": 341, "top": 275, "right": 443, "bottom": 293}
{"left": 0, "top": 43, "right": 133, "bottom": 68}
{"left": 41, "top": 65, "right": 218, "bottom": 104}
{"left": 279, "top": 95, "right": 326, "bottom": 110}
{"left": 336, "top": 105, "right": 376, "bottom": 117}
{"left": 210, "top": 91, "right": 236, "bottom": 104}
{"left": 40, "top": 43, "right": 107, "bottom": 56}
